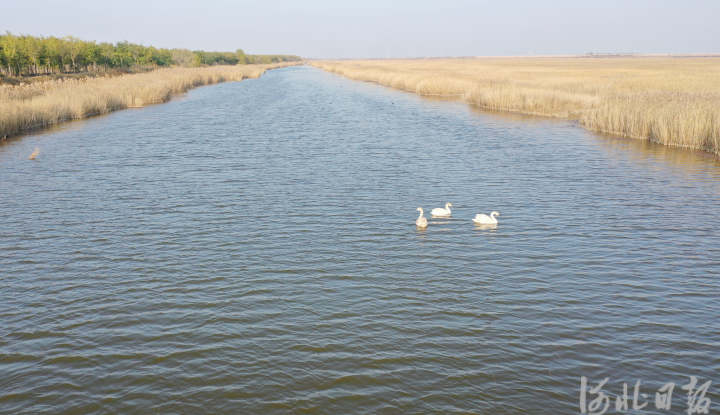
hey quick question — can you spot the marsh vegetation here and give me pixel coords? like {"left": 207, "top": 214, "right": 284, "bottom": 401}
{"left": 312, "top": 58, "right": 720, "bottom": 155}
{"left": 0, "top": 63, "right": 298, "bottom": 139}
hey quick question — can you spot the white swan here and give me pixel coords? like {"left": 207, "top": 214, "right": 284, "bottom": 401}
{"left": 473, "top": 211, "right": 499, "bottom": 225}
{"left": 415, "top": 207, "right": 428, "bottom": 228}
{"left": 431, "top": 202, "right": 452, "bottom": 217}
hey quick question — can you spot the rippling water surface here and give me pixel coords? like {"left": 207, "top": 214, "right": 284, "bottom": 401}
{"left": 2, "top": 66, "right": 720, "bottom": 414}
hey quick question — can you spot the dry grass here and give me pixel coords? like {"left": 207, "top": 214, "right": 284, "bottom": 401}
{"left": 0, "top": 63, "right": 297, "bottom": 139}
{"left": 311, "top": 58, "right": 720, "bottom": 155}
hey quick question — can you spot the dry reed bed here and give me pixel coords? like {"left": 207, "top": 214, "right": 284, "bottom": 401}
{"left": 0, "top": 63, "right": 295, "bottom": 139}
{"left": 311, "top": 58, "right": 720, "bottom": 155}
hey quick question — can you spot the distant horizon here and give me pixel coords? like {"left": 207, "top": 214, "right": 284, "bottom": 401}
{"left": 5, "top": 30, "right": 720, "bottom": 60}
{"left": 4, "top": 29, "right": 720, "bottom": 60}
{"left": 4, "top": 0, "right": 719, "bottom": 58}
{"left": 309, "top": 53, "right": 720, "bottom": 60}
{"left": 4, "top": 31, "right": 720, "bottom": 60}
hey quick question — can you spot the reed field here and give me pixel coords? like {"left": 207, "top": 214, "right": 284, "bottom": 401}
{"left": 0, "top": 63, "right": 297, "bottom": 140}
{"left": 312, "top": 58, "right": 720, "bottom": 155}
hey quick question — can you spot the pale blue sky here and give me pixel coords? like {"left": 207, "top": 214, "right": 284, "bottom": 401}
{"left": 3, "top": 0, "right": 719, "bottom": 58}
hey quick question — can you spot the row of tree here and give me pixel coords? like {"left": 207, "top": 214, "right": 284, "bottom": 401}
{"left": 0, "top": 33, "right": 301, "bottom": 77}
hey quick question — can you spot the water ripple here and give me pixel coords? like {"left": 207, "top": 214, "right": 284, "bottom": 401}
{"left": 1, "top": 66, "right": 719, "bottom": 414}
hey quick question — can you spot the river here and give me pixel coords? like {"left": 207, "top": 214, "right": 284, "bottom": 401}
{"left": 1, "top": 66, "right": 719, "bottom": 414}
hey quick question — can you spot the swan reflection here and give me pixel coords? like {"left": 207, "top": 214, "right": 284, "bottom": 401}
{"left": 473, "top": 223, "right": 498, "bottom": 231}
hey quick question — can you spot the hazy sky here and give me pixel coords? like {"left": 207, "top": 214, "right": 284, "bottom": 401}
{"left": 3, "top": 0, "right": 719, "bottom": 58}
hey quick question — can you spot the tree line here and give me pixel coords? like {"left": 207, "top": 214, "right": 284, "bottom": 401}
{"left": 0, "top": 32, "right": 301, "bottom": 77}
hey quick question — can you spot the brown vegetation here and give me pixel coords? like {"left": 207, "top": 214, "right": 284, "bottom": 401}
{"left": 0, "top": 63, "right": 297, "bottom": 140}
{"left": 311, "top": 58, "right": 720, "bottom": 155}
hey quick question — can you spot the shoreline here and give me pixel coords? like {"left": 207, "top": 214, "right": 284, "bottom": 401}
{"left": 0, "top": 67, "right": 156, "bottom": 87}
{"left": 0, "top": 63, "right": 300, "bottom": 143}
{"left": 310, "top": 58, "right": 720, "bottom": 157}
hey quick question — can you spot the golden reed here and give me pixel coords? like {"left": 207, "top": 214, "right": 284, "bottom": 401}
{"left": 311, "top": 58, "right": 720, "bottom": 155}
{"left": 0, "top": 63, "right": 297, "bottom": 140}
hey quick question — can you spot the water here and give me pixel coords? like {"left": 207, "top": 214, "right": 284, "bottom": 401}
{"left": 1, "top": 66, "right": 719, "bottom": 414}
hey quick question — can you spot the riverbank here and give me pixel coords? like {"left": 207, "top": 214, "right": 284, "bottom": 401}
{"left": 311, "top": 58, "right": 720, "bottom": 156}
{"left": 0, "top": 62, "right": 299, "bottom": 140}
{"left": 0, "top": 67, "right": 154, "bottom": 86}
